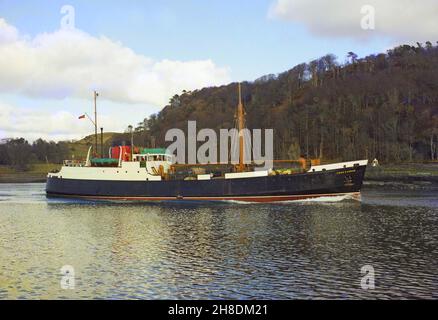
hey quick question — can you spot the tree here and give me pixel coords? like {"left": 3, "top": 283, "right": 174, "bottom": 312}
{"left": 287, "top": 139, "right": 301, "bottom": 160}
{"left": 6, "top": 138, "right": 33, "bottom": 171}
{"left": 347, "top": 52, "right": 358, "bottom": 64}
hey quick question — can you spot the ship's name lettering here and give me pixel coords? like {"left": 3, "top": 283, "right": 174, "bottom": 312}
{"left": 336, "top": 170, "right": 356, "bottom": 175}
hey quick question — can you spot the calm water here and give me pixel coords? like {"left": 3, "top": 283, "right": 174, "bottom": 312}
{"left": 0, "top": 183, "right": 436, "bottom": 299}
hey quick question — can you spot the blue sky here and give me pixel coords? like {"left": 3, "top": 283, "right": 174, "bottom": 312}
{"left": 0, "top": 0, "right": 391, "bottom": 80}
{"left": 0, "top": 0, "right": 435, "bottom": 141}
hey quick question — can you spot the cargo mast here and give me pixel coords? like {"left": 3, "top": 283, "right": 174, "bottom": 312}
{"left": 237, "top": 83, "right": 245, "bottom": 172}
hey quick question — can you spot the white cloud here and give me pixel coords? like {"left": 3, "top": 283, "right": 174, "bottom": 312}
{"left": 0, "top": 19, "right": 18, "bottom": 43}
{"left": 0, "top": 19, "right": 231, "bottom": 106}
{"left": 0, "top": 98, "right": 158, "bottom": 142}
{"left": 269, "top": 0, "right": 438, "bottom": 42}
{"left": 0, "top": 100, "right": 135, "bottom": 142}
{"left": 0, "top": 102, "right": 92, "bottom": 142}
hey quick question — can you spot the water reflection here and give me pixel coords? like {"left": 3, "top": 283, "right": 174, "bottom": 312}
{"left": 0, "top": 184, "right": 436, "bottom": 299}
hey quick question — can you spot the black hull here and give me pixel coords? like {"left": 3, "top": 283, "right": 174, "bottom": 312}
{"left": 46, "top": 165, "right": 366, "bottom": 202}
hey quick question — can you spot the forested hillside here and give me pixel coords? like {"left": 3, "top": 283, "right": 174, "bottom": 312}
{"left": 136, "top": 42, "right": 438, "bottom": 162}
{"left": 2, "top": 42, "right": 438, "bottom": 170}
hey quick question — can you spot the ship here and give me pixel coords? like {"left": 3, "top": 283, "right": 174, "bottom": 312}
{"left": 46, "top": 85, "right": 368, "bottom": 203}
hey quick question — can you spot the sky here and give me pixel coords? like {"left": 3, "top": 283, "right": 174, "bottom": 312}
{"left": 1, "top": 0, "right": 437, "bottom": 142}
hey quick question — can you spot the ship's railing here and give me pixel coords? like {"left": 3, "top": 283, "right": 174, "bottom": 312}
{"left": 63, "top": 159, "right": 86, "bottom": 167}
{"left": 133, "top": 153, "right": 173, "bottom": 163}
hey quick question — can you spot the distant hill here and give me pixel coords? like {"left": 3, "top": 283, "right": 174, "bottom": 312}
{"left": 77, "top": 132, "right": 121, "bottom": 145}
{"left": 65, "top": 132, "right": 128, "bottom": 159}
{"left": 65, "top": 130, "right": 155, "bottom": 159}
{"left": 139, "top": 42, "right": 438, "bottom": 162}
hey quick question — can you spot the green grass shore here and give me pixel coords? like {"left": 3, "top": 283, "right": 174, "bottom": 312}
{"left": 0, "top": 164, "right": 61, "bottom": 183}
{"left": 364, "top": 162, "right": 438, "bottom": 189}
{"left": 1, "top": 162, "right": 437, "bottom": 187}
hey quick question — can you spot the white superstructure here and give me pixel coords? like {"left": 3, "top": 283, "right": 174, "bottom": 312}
{"left": 308, "top": 160, "right": 368, "bottom": 172}
{"left": 48, "top": 147, "right": 173, "bottom": 181}
{"left": 48, "top": 161, "right": 163, "bottom": 181}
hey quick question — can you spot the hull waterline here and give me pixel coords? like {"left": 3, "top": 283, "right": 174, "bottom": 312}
{"left": 46, "top": 165, "right": 367, "bottom": 203}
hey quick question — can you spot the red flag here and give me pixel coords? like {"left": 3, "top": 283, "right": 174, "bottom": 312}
{"left": 78, "top": 114, "right": 85, "bottom": 119}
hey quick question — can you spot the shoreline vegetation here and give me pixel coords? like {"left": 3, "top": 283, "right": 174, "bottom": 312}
{"left": 364, "top": 162, "right": 438, "bottom": 190}
{"left": 0, "top": 164, "right": 60, "bottom": 183}
{"left": 1, "top": 163, "right": 437, "bottom": 190}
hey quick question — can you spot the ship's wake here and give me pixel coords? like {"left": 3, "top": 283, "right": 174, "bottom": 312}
{"left": 291, "top": 193, "right": 360, "bottom": 203}
{"left": 222, "top": 193, "right": 360, "bottom": 205}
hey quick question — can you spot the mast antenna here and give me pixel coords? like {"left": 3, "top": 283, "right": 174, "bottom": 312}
{"left": 93, "top": 90, "right": 99, "bottom": 157}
